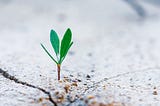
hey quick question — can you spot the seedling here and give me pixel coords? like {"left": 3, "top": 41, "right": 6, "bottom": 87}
{"left": 41, "top": 28, "right": 73, "bottom": 80}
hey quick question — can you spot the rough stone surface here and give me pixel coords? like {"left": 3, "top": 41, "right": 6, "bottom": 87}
{"left": 1, "top": 0, "right": 160, "bottom": 106}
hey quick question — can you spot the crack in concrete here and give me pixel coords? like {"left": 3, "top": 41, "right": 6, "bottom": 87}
{"left": 0, "top": 68, "right": 57, "bottom": 106}
{"left": 84, "top": 66, "right": 160, "bottom": 93}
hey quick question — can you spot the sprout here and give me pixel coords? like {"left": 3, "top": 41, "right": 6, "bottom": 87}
{"left": 41, "top": 28, "right": 73, "bottom": 80}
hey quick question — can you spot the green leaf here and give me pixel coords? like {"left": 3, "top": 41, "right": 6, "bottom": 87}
{"left": 50, "top": 30, "right": 60, "bottom": 56}
{"left": 60, "top": 41, "right": 73, "bottom": 64}
{"left": 41, "top": 43, "right": 58, "bottom": 64}
{"left": 60, "top": 28, "right": 72, "bottom": 63}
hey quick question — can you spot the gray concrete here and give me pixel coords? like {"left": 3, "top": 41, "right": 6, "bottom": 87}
{"left": 0, "top": 0, "right": 160, "bottom": 106}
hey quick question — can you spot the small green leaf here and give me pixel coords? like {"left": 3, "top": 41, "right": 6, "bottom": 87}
{"left": 41, "top": 43, "right": 58, "bottom": 64}
{"left": 50, "top": 30, "right": 60, "bottom": 56}
{"left": 60, "top": 41, "right": 73, "bottom": 64}
{"left": 60, "top": 28, "right": 72, "bottom": 63}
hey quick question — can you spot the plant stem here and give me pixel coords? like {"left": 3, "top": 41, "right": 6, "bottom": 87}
{"left": 57, "top": 64, "right": 61, "bottom": 80}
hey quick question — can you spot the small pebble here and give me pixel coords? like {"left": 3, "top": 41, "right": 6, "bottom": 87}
{"left": 153, "top": 91, "right": 158, "bottom": 95}
{"left": 87, "top": 95, "right": 95, "bottom": 99}
{"left": 86, "top": 75, "right": 91, "bottom": 78}
{"left": 77, "top": 79, "right": 82, "bottom": 82}
{"left": 71, "top": 82, "right": 78, "bottom": 86}
{"left": 64, "top": 84, "right": 70, "bottom": 93}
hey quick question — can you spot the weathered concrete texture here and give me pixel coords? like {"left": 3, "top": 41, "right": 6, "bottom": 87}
{"left": 1, "top": 0, "right": 160, "bottom": 106}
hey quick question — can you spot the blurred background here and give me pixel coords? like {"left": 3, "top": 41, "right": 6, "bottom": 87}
{"left": 0, "top": 0, "right": 160, "bottom": 72}
{"left": 0, "top": 0, "right": 160, "bottom": 45}
{"left": 0, "top": 0, "right": 160, "bottom": 47}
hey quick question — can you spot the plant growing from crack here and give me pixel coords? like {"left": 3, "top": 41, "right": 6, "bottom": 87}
{"left": 41, "top": 28, "right": 73, "bottom": 80}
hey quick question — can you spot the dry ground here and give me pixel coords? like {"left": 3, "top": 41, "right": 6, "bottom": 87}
{"left": 0, "top": 0, "right": 160, "bottom": 106}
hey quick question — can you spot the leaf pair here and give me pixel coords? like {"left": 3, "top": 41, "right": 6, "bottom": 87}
{"left": 41, "top": 28, "right": 73, "bottom": 65}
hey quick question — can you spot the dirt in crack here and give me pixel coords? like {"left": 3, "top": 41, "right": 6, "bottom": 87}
{"left": 0, "top": 68, "right": 57, "bottom": 106}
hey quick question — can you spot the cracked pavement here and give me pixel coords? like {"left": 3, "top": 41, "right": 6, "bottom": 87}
{"left": 1, "top": 0, "right": 160, "bottom": 106}
{"left": 0, "top": 68, "right": 57, "bottom": 106}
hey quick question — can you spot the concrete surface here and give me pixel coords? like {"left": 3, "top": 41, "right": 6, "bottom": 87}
{"left": 0, "top": 0, "right": 160, "bottom": 106}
